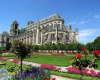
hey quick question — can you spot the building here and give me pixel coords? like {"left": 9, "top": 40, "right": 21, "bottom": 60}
{"left": 0, "top": 13, "right": 79, "bottom": 47}
{"left": 0, "top": 31, "right": 9, "bottom": 47}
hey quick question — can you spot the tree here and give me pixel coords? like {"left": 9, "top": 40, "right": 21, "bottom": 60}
{"left": 50, "top": 44, "right": 57, "bottom": 53}
{"left": 0, "top": 50, "right": 2, "bottom": 56}
{"left": 92, "top": 36, "right": 100, "bottom": 44}
{"left": 72, "top": 44, "right": 76, "bottom": 54}
{"left": 96, "top": 42, "right": 100, "bottom": 51}
{"left": 32, "top": 45, "right": 39, "bottom": 53}
{"left": 6, "top": 42, "right": 12, "bottom": 51}
{"left": 57, "top": 44, "right": 64, "bottom": 53}
{"left": 76, "top": 43, "right": 83, "bottom": 53}
{"left": 64, "top": 44, "right": 68, "bottom": 54}
{"left": 86, "top": 42, "right": 94, "bottom": 54}
{"left": 45, "top": 45, "right": 51, "bottom": 53}
{"left": 68, "top": 44, "right": 73, "bottom": 54}
{"left": 12, "top": 40, "right": 32, "bottom": 74}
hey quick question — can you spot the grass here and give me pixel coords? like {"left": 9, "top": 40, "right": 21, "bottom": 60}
{"left": 1, "top": 55, "right": 100, "bottom": 80}
{"left": 50, "top": 71, "right": 100, "bottom": 80}
{"left": 2, "top": 55, "right": 71, "bottom": 66}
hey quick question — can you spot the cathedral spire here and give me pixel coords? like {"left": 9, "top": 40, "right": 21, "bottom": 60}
{"left": 37, "top": 18, "right": 40, "bottom": 29}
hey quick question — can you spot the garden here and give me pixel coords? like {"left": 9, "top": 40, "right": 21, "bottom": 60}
{"left": 0, "top": 39, "right": 100, "bottom": 80}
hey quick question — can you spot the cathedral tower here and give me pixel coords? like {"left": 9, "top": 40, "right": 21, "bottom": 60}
{"left": 75, "top": 28, "right": 78, "bottom": 43}
{"left": 10, "top": 20, "right": 19, "bottom": 37}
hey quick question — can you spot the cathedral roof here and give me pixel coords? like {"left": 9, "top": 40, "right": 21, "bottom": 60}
{"left": 20, "top": 28, "right": 25, "bottom": 33}
{"left": 26, "top": 13, "right": 62, "bottom": 28}
{"left": 0, "top": 31, "right": 9, "bottom": 36}
{"left": 63, "top": 25, "right": 69, "bottom": 31}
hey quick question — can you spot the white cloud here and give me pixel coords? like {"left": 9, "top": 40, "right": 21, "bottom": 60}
{"left": 80, "top": 21, "right": 85, "bottom": 24}
{"left": 67, "top": 22, "right": 76, "bottom": 25}
{"left": 79, "top": 28, "right": 100, "bottom": 44}
{"left": 94, "top": 15, "right": 100, "bottom": 18}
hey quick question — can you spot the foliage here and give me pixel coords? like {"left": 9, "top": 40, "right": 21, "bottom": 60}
{"left": 32, "top": 45, "right": 39, "bottom": 52}
{"left": 6, "top": 42, "right": 12, "bottom": 51}
{"left": 86, "top": 42, "right": 94, "bottom": 53}
{"left": 0, "top": 50, "right": 2, "bottom": 56}
{"left": 12, "top": 40, "right": 32, "bottom": 74}
{"left": 12, "top": 40, "right": 32, "bottom": 59}
{"left": 0, "top": 61, "right": 30, "bottom": 73}
{"left": 0, "top": 47, "right": 6, "bottom": 51}
{"left": 93, "top": 36, "right": 100, "bottom": 44}
{"left": 96, "top": 42, "right": 100, "bottom": 51}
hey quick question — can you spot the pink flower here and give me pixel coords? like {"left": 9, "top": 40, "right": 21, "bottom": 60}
{"left": 45, "top": 79, "right": 49, "bottom": 80}
{"left": 52, "top": 78, "right": 56, "bottom": 80}
{"left": 97, "top": 72, "right": 100, "bottom": 77}
{"left": 12, "top": 59, "right": 20, "bottom": 63}
{"left": 40, "top": 64, "right": 56, "bottom": 70}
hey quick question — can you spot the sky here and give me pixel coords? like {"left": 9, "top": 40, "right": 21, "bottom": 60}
{"left": 0, "top": 0, "right": 100, "bottom": 44}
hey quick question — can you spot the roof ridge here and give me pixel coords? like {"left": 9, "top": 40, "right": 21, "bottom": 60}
{"left": 25, "top": 13, "right": 61, "bottom": 28}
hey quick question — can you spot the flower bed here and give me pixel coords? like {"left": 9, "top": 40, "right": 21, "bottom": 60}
{"left": 0, "top": 57, "right": 100, "bottom": 78}
{"left": 41, "top": 64, "right": 61, "bottom": 71}
{"left": 0, "top": 57, "right": 9, "bottom": 61}
{"left": 66, "top": 67, "right": 100, "bottom": 77}
{"left": 13, "top": 67, "right": 51, "bottom": 80}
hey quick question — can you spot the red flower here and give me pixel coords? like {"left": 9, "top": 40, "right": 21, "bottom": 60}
{"left": 83, "top": 48, "right": 87, "bottom": 52}
{"left": 52, "top": 78, "right": 56, "bottom": 80}
{"left": 45, "top": 79, "right": 49, "bottom": 80}
{"left": 93, "top": 51, "right": 100, "bottom": 56}
{"left": 77, "top": 54, "right": 81, "bottom": 59}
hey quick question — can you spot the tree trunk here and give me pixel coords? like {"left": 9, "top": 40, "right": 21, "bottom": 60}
{"left": 20, "top": 58, "right": 23, "bottom": 75}
{"left": 80, "top": 69, "right": 83, "bottom": 80}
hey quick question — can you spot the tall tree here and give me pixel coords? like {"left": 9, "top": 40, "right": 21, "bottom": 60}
{"left": 12, "top": 40, "right": 32, "bottom": 74}
{"left": 32, "top": 45, "right": 39, "bottom": 53}
{"left": 92, "top": 36, "right": 100, "bottom": 44}
{"left": 76, "top": 43, "right": 83, "bottom": 53}
{"left": 6, "top": 42, "right": 12, "bottom": 51}
{"left": 86, "top": 42, "right": 94, "bottom": 54}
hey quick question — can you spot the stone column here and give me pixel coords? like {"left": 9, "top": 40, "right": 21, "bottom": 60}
{"left": 29, "top": 36, "right": 31, "bottom": 44}
{"left": 56, "top": 23, "right": 58, "bottom": 44}
{"left": 36, "top": 29, "right": 39, "bottom": 45}
{"left": 26, "top": 37, "right": 27, "bottom": 44}
{"left": 32, "top": 33, "right": 34, "bottom": 45}
{"left": 41, "top": 31, "right": 43, "bottom": 45}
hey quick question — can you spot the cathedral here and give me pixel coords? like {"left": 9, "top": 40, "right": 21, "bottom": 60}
{"left": 0, "top": 13, "right": 78, "bottom": 47}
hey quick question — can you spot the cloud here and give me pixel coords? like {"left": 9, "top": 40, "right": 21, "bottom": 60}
{"left": 67, "top": 22, "right": 76, "bottom": 25}
{"left": 76, "top": 21, "right": 85, "bottom": 26}
{"left": 79, "top": 28, "right": 100, "bottom": 44}
{"left": 80, "top": 21, "right": 85, "bottom": 24}
{"left": 94, "top": 15, "right": 100, "bottom": 18}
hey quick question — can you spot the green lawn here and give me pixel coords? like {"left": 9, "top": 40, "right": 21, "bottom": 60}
{"left": 2, "top": 55, "right": 71, "bottom": 67}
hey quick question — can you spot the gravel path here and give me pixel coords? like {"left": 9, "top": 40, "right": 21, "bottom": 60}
{"left": 51, "top": 75, "right": 77, "bottom": 80}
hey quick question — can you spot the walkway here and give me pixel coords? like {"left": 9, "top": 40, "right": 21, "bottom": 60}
{"left": 51, "top": 75, "right": 76, "bottom": 80}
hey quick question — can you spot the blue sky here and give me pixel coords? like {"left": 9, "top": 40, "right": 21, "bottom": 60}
{"left": 0, "top": 0, "right": 100, "bottom": 44}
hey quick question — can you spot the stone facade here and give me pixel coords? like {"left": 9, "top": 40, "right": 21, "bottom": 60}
{"left": 9, "top": 14, "right": 78, "bottom": 45}
{"left": 0, "top": 31, "right": 9, "bottom": 47}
